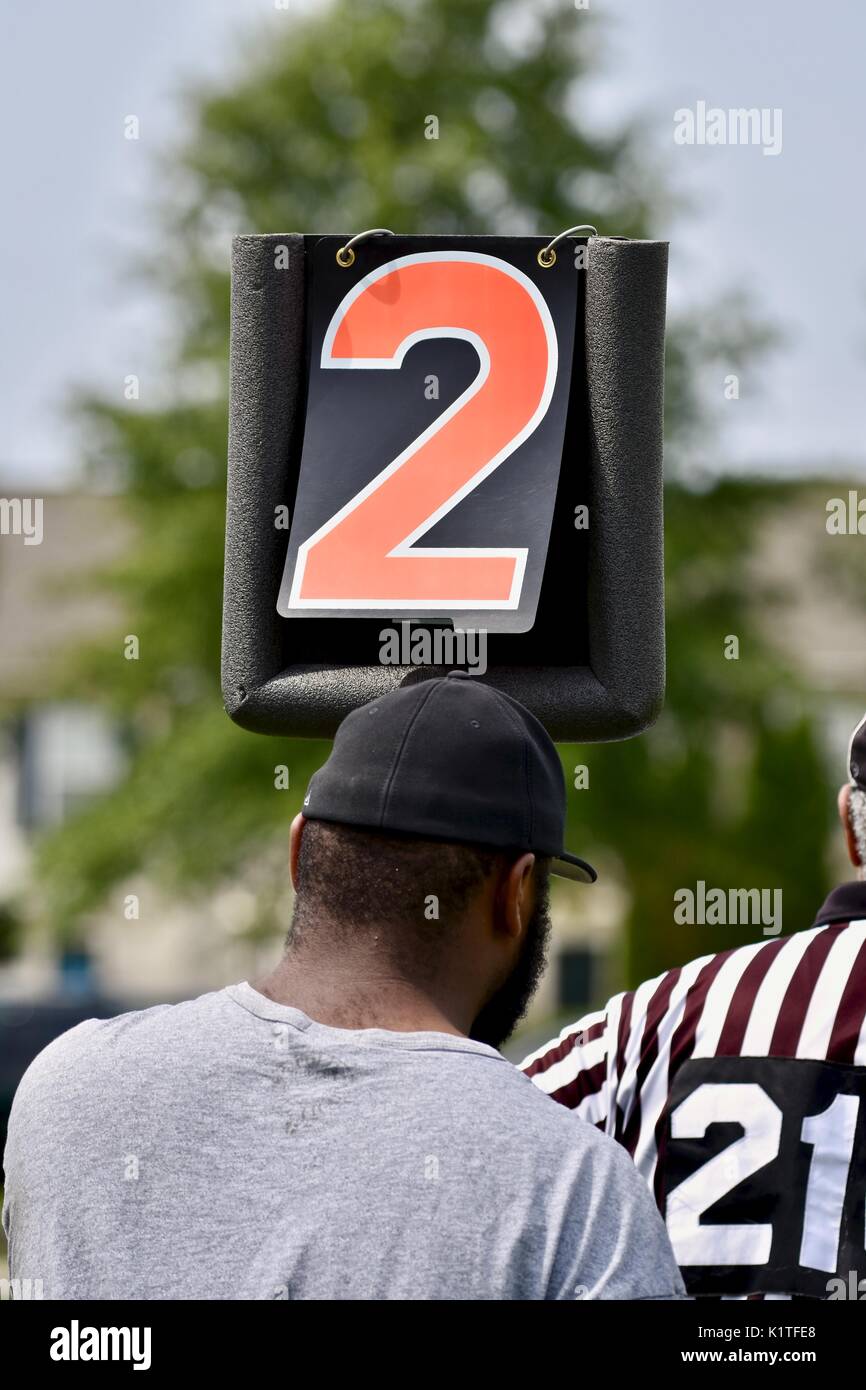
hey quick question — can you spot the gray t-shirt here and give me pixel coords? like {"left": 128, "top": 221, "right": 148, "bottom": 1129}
{"left": 3, "top": 983, "right": 685, "bottom": 1301}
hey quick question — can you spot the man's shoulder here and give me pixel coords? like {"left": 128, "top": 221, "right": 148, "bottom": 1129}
{"left": 484, "top": 1057, "right": 684, "bottom": 1294}
{"left": 8, "top": 989, "right": 232, "bottom": 1124}
{"left": 449, "top": 1044, "right": 629, "bottom": 1162}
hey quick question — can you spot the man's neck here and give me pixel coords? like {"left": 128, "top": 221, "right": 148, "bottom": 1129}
{"left": 253, "top": 952, "right": 469, "bottom": 1037}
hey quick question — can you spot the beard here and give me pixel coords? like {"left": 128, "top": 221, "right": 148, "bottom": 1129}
{"left": 469, "top": 867, "right": 552, "bottom": 1050}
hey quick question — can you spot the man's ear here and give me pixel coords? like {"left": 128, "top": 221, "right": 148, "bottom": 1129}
{"left": 289, "top": 813, "right": 307, "bottom": 891}
{"left": 838, "top": 784, "right": 861, "bottom": 869}
{"left": 497, "top": 852, "right": 536, "bottom": 943}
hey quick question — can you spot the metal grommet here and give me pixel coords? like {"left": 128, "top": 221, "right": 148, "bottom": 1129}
{"left": 335, "top": 227, "right": 395, "bottom": 268}
{"left": 538, "top": 223, "right": 599, "bottom": 268}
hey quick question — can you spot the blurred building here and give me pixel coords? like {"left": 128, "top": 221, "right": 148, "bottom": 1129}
{"left": 0, "top": 494, "right": 127, "bottom": 993}
{"left": 0, "top": 493, "right": 295, "bottom": 1010}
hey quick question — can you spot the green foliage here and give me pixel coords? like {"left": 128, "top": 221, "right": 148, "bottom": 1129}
{"left": 564, "top": 479, "right": 830, "bottom": 985}
{"left": 29, "top": 0, "right": 832, "bottom": 982}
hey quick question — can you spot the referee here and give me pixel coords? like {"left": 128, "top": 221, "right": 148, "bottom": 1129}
{"left": 523, "top": 711, "right": 866, "bottom": 1300}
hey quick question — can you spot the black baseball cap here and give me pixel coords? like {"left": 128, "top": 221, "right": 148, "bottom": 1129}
{"left": 301, "top": 671, "right": 596, "bottom": 883}
{"left": 849, "top": 712, "right": 866, "bottom": 790}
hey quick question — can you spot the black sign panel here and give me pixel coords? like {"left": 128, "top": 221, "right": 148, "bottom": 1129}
{"left": 659, "top": 1055, "right": 866, "bottom": 1298}
{"left": 223, "top": 232, "right": 668, "bottom": 740}
{"left": 277, "top": 236, "right": 578, "bottom": 633}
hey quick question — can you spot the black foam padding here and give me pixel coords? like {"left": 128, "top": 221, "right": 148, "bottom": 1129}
{"left": 222, "top": 235, "right": 668, "bottom": 742}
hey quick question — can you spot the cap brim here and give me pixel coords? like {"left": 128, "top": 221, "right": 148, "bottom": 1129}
{"left": 551, "top": 852, "right": 597, "bottom": 884}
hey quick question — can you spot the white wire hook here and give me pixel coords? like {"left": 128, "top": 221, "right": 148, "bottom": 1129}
{"left": 537, "top": 224, "right": 599, "bottom": 268}
{"left": 336, "top": 228, "right": 395, "bottom": 268}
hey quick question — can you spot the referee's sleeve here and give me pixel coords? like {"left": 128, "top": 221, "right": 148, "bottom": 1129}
{"left": 519, "top": 1003, "right": 615, "bottom": 1131}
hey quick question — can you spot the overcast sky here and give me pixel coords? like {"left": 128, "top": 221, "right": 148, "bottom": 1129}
{"left": 2, "top": 0, "right": 864, "bottom": 487}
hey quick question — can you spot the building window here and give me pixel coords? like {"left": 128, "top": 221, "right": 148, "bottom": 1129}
{"left": 16, "top": 703, "right": 125, "bottom": 830}
{"left": 558, "top": 946, "right": 595, "bottom": 1013}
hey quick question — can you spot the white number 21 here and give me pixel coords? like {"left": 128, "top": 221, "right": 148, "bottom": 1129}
{"left": 666, "top": 1081, "right": 861, "bottom": 1273}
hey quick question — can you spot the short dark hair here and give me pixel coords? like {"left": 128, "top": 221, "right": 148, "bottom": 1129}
{"left": 289, "top": 820, "right": 505, "bottom": 964}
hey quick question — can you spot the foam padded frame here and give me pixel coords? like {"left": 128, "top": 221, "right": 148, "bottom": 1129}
{"left": 222, "top": 234, "right": 668, "bottom": 742}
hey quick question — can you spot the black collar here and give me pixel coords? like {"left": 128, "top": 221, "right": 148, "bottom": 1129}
{"left": 813, "top": 881, "right": 866, "bottom": 927}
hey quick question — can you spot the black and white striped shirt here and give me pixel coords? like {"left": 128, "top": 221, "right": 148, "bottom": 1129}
{"left": 521, "top": 884, "right": 866, "bottom": 1298}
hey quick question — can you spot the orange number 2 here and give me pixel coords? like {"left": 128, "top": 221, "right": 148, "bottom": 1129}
{"left": 287, "top": 251, "right": 557, "bottom": 611}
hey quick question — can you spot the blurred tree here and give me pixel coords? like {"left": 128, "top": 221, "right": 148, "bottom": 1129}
{"left": 32, "top": 0, "right": 830, "bottom": 983}
{"left": 564, "top": 479, "right": 830, "bottom": 986}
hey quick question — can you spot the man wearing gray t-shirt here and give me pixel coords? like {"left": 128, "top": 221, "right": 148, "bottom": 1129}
{"left": 3, "top": 675, "right": 684, "bottom": 1301}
